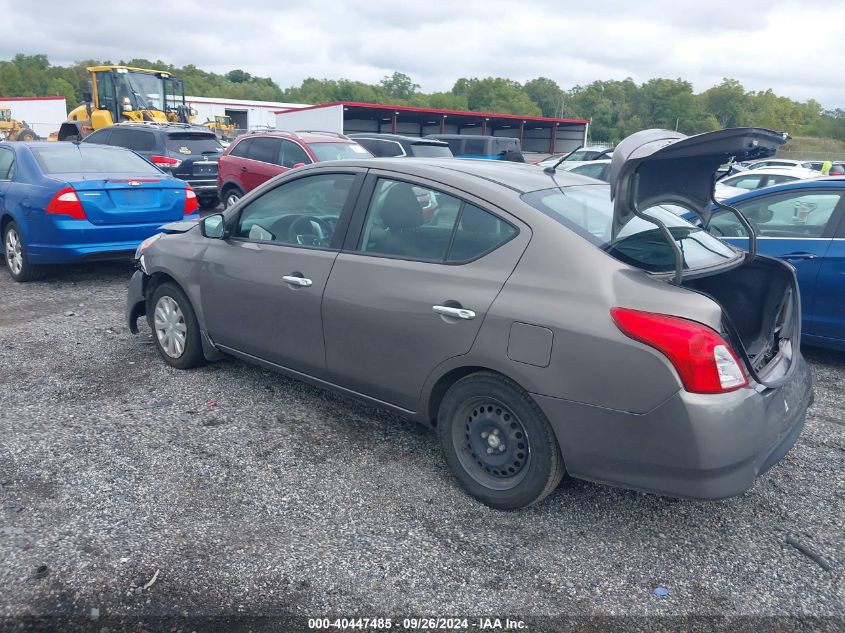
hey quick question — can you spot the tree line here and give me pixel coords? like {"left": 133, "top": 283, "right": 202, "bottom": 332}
{"left": 2, "top": 53, "right": 843, "bottom": 143}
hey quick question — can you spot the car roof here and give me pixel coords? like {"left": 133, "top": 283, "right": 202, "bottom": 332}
{"left": 348, "top": 133, "right": 448, "bottom": 145}
{"left": 307, "top": 156, "right": 597, "bottom": 194}
{"left": 724, "top": 166, "right": 819, "bottom": 178}
{"left": 561, "top": 159, "right": 612, "bottom": 169}
{"left": 721, "top": 175, "right": 845, "bottom": 203}
{"left": 232, "top": 130, "right": 357, "bottom": 144}
{"left": 101, "top": 123, "right": 215, "bottom": 135}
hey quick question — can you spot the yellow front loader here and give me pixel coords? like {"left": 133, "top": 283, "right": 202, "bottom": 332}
{"left": 204, "top": 115, "right": 236, "bottom": 141}
{"left": 0, "top": 108, "right": 37, "bottom": 141}
{"left": 58, "top": 66, "right": 194, "bottom": 141}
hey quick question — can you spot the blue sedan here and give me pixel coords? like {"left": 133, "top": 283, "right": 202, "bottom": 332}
{"left": 707, "top": 177, "right": 845, "bottom": 350}
{"left": 0, "top": 141, "right": 200, "bottom": 282}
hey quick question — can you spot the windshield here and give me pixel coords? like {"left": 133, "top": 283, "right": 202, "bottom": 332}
{"left": 309, "top": 142, "right": 372, "bottom": 161}
{"left": 521, "top": 185, "right": 739, "bottom": 273}
{"left": 410, "top": 143, "right": 452, "bottom": 158}
{"left": 31, "top": 145, "right": 162, "bottom": 174}
{"left": 116, "top": 71, "right": 164, "bottom": 111}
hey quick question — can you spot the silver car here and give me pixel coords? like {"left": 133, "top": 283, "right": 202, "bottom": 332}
{"left": 127, "top": 127, "right": 813, "bottom": 509}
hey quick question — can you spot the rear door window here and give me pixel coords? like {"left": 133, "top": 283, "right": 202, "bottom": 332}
{"left": 357, "top": 178, "right": 516, "bottom": 262}
{"left": 165, "top": 132, "right": 222, "bottom": 155}
{"left": 463, "top": 139, "right": 486, "bottom": 156}
{"left": 109, "top": 128, "right": 133, "bottom": 149}
{"left": 359, "top": 139, "right": 404, "bottom": 157}
{"left": 132, "top": 130, "right": 158, "bottom": 152}
{"left": 247, "top": 137, "right": 281, "bottom": 164}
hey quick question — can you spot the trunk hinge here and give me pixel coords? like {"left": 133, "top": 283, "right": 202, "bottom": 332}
{"left": 709, "top": 172, "right": 757, "bottom": 262}
{"left": 630, "top": 174, "right": 686, "bottom": 285}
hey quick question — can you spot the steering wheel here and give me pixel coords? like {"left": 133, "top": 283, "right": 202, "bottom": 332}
{"left": 288, "top": 215, "right": 333, "bottom": 247}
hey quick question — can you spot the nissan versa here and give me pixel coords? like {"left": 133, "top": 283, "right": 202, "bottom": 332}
{"left": 126, "top": 128, "right": 813, "bottom": 509}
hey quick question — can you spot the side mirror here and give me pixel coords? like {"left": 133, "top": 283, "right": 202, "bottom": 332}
{"left": 201, "top": 213, "right": 226, "bottom": 239}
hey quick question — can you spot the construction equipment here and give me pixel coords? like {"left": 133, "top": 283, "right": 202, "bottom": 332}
{"left": 58, "top": 66, "right": 194, "bottom": 141}
{"left": 0, "top": 108, "right": 37, "bottom": 141}
{"left": 203, "top": 115, "right": 236, "bottom": 141}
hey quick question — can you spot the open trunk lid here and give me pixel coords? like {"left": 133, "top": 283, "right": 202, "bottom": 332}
{"left": 610, "top": 127, "right": 788, "bottom": 235}
{"left": 608, "top": 127, "right": 798, "bottom": 387}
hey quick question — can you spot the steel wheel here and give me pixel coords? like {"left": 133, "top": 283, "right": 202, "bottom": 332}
{"left": 4, "top": 226, "right": 22, "bottom": 276}
{"left": 453, "top": 398, "right": 531, "bottom": 491}
{"left": 153, "top": 295, "right": 188, "bottom": 359}
{"left": 225, "top": 191, "right": 241, "bottom": 208}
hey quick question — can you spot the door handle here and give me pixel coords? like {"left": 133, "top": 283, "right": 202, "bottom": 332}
{"left": 433, "top": 305, "right": 476, "bottom": 320}
{"left": 781, "top": 252, "right": 818, "bottom": 261}
{"left": 282, "top": 275, "right": 313, "bottom": 287}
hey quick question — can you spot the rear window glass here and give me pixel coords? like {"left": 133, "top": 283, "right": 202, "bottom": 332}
{"left": 410, "top": 143, "right": 452, "bottom": 158}
{"left": 309, "top": 142, "right": 372, "bottom": 161}
{"left": 30, "top": 145, "right": 162, "bottom": 175}
{"left": 164, "top": 132, "right": 223, "bottom": 155}
{"left": 521, "top": 185, "right": 739, "bottom": 273}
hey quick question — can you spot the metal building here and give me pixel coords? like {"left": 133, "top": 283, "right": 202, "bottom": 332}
{"left": 274, "top": 101, "right": 589, "bottom": 153}
{"left": 0, "top": 96, "right": 68, "bottom": 139}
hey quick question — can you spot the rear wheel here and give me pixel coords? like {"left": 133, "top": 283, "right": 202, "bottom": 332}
{"left": 17, "top": 128, "right": 36, "bottom": 141}
{"left": 223, "top": 187, "right": 243, "bottom": 209}
{"left": 148, "top": 282, "right": 205, "bottom": 369}
{"left": 3, "top": 221, "right": 43, "bottom": 282}
{"left": 437, "top": 372, "right": 565, "bottom": 509}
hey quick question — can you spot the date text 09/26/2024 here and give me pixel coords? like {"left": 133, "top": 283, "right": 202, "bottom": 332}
{"left": 307, "top": 617, "right": 528, "bottom": 630}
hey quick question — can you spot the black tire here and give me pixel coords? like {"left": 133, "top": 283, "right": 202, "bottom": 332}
{"left": 3, "top": 221, "right": 43, "bottom": 282}
{"left": 147, "top": 282, "right": 205, "bottom": 369}
{"left": 17, "top": 128, "right": 36, "bottom": 141}
{"left": 198, "top": 195, "right": 219, "bottom": 210}
{"left": 437, "top": 372, "right": 565, "bottom": 510}
{"left": 222, "top": 187, "right": 243, "bottom": 209}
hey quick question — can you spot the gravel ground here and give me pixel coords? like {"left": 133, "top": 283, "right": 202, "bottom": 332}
{"left": 0, "top": 262, "right": 843, "bottom": 632}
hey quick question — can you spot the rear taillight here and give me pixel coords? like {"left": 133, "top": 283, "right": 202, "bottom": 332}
{"left": 184, "top": 186, "right": 199, "bottom": 215}
{"left": 46, "top": 187, "right": 86, "bottom": 220}
{"left": 610, "top": 307, "right": 747, "bottom": 394}
{"left": 151, "top": 155, "right": 181, "bottom": 168}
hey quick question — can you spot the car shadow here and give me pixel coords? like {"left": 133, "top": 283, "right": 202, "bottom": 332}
{"left": 801, "top": 344, "right": 845, "bottom": 368}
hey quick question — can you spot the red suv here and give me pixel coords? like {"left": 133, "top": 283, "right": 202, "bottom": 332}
{"left": 217, "top": 130, "right": 372, "bottom": 208}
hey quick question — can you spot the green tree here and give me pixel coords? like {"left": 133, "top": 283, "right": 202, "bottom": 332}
{"left": 378, "top": 72, "right": 419, "bottom": 102}
{"left": 47, "top": 78, "right": 77, "bottom": 110}
{"left": 701, "top": 79, "right": 748, "bottom": 128}
{"left": 523, "top": 77, "right": 564, "bottom": 117}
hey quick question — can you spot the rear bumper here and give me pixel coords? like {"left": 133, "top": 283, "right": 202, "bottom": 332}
{"left": 182, "top": 178, "right": 218, "bottom": 194}
{"left": 532, "top": 355, "right": 813, "bottom": 499}
{"left": 26, "top": 215, "right": 199, "bottom": 265}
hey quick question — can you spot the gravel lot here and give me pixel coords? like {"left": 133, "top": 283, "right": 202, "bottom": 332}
{"left": 0, "top": 261, "right": 843, "bottom": 632}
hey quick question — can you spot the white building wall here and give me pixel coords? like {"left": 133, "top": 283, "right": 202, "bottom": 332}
{"left": 186, "top": 97, "right": 308, "bottom": 130}
{"left": 274, "top": 105, "right": 344, "bottom": 134}
{"left": 0, "top": 97, "right": 67, "bottom": 138}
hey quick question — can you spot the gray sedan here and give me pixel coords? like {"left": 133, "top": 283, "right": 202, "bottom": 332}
{"left": 127, "top": 128, "right": 813, "bottom": 509}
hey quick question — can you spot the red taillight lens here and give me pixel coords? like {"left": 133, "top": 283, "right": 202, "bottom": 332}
{"left": 610, "top": 307, "right": 748, "bottom": 394}
{"left": 151, "top": 155, "right": 181, "bottom": 168}
{"left": 184, "top": 186, "right": 199, "bottom": 215}
{"left": 46, "top": 187, "right": 86, "bottom": 220}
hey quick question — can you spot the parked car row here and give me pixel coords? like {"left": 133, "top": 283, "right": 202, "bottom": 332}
{"left": 1, "top": 125, "right": 829, "bottom": 509}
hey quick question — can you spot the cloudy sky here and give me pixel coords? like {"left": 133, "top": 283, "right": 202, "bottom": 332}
{"left": 3, "top": 0, "right": 844, "bottom": 108}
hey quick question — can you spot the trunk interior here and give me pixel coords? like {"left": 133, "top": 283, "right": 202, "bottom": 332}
{"left": 683, "top": 256, "right": 797, "bottom": 374}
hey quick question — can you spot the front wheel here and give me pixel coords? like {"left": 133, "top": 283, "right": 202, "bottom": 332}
{"left": 3, "top": 221, "right": 43, "bottom": 282}
{"left": 148, "top": 282, "right": 205, "bottom": 369}
{"left": 437, "top": 372, "right": 565, "bottom": 509}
